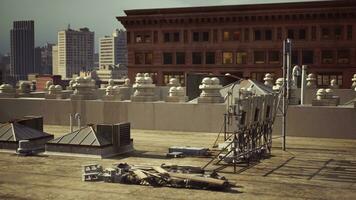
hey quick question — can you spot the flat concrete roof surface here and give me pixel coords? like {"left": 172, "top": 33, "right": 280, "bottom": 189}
{"left": 0, "top": 125, "right": 355, "bottom": 200}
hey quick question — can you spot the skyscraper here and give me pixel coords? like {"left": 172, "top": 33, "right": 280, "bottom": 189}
{"left": 10, "top": 20, "right": 35, "bottom": 81}
{"left": 99, "top": 29, "right": 127, "bottom": 67}
{"left": 52, "top": 45, "right": 58, "bottom": 75}
{"left": 56, "top": 27, "right": 94, "bottom": 79}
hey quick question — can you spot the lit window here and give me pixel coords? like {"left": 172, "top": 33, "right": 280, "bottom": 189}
{"left": 135, "top": 35, "right": 143, "bottom": 43}
{"left": 222, "top": 52, "right": 233, "bottom": 64}
{"left": 223, "top": 31, "right": 230, "bottom": 41}
{"left": 236, "top": 52, "right": 247, "bottom": 64}
{"left": 317, "top": 74, "right": 343, "bottom": 87}
{"left": 145, "top": 53, "right": 153, "bottom": 64}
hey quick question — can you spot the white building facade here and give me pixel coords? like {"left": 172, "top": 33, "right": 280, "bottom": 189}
{"left": 56, "top": 27, "right": 94, "bottom": 79}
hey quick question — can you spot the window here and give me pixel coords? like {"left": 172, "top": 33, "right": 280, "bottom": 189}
{"left": 153, "top": 31, "right": 158, "bottom": 43}
{"left": 193, "top": 32, "right": 200, "bottom": 42}
{"left": 268, "top": 51, "right": 280, "bottom": 63}
{"left": 292, "top": 50, "right": 299, "bottom": 65}
{"left": 223, "top": 31, "right": 231, "bottom": 41}
{"left": 254, "top": 51, "right": 265, "bottom": 64}
{"left": 337, "top": 50, "right": 350, "bottom": 64}
{"left": 205, "top": 52, "right": 215, "bottom": 64}
{"left": 139, "top": 72, "right": 158, "bottom": 83}
{"left": 317, "top": 73, "right": 343, "bottom": 87}
{"left": 302, "top": 50, "right": 314, "bottom": 64}
{"left": 144, "top": 34, "right": 151, "bottom": 43}
{"left": 251, "top": 72, "right": 275, "bottom": 82}
{"left": 335, "top": 27, "right": 343, "bottom": 40}
{"left": 236, "top": 51, "right": 247, "bottom": 64}
{"left": 164, "top": 33, "right": 170, "bottom": 42}
{"left": 176, "top": 52, "right": 185, "bottom": 64}
{"left": 135, "top": 53, "right": 144, "bottom": 64}
{"left": 222, "top": 52, "right": 233, "bottom": 64}
{"left": 299, "top": 29, "right": 306, "bottom": 40}
{"left": 311, "top": 26, "right": 317, "bottom": 40}
{"left": 321, "top": 27, "right": 331, "bottom": 39}
{"left": 265, "top": 29, "right": 272, "bottom": 40}
{"left": 347, "top": 25, "right": 352, "bottom": 40}
{"left": 287, "top": 29, "right": 294, "bottom": 39}
{"left": 277, "top": 28, "right": 282, "bottom": 40}
{"left": 145, "top": 53, "right": 153, "bottom": 64}
{"left": 127, "top": 32, "right": 131, "bottom": 43}
{"left": 173, "top": 32, "right": 180, "bottom": 42}
{"left": 244, "top": 28, "right": 249, "bottom": 41}
{"left": 254, "top": 30, "right": 261, "bottom": 40}
{"left": 233, "top": 31, "right": 241, "bottom": 41}
{"left": 202, "top": 32, "right": 209, "bottom": 41}
{"left": 321, "top": 50, "right": 333, "bottom": 64}
{"left": 192, "top": 52, "right": 202, "bottom": 64}
{"left": 135, "top": 34, "right": 143, "bottom": 43}
{"left": 163, "top": 72, "right": 185, "bottom": 86}
{"left": 163, "top": 53, "right": 173, "bottom": 64}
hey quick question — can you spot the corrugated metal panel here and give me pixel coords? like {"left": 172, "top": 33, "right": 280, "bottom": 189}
{"left": 48, "top": 125, "right": 111, "bottom": 147}
{"left": 0, "top": 123, "right": 13, "bottom": 141}
{"left": 70, "top": 127, "right": 93, "bottom": 145}
{"left": 58, "top": 129, "right": 81, "bottom": 144}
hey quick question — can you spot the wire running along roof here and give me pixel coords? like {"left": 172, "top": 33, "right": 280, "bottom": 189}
{"left": 47, "top": 126, "right": 111, "bottom": 147}
{"left": 0, "top": 122, "right": 52, "bottom": 142}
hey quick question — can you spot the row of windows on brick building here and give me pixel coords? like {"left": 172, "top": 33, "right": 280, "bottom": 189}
{"left": 129, "top": 25, "right": 353, "bottom": 43}
{"left": 134, "top": 49, "right": 351, "bottom": 65}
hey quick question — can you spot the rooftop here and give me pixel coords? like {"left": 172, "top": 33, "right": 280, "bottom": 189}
{"left": 0, "top": 125, "right": 355, "bottom": 199}
{"left": 123, "top": 0, "right": 356, "bottom": 16}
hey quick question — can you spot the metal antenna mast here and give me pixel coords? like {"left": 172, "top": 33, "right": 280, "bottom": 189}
{"left": 282, "top": 39, "right": 292, "bottom": 151}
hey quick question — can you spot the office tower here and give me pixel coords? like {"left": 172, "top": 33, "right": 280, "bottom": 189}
{"left": 10, "top": 20, "right": 35, "bottom": 81}
{"left": 57, "top": 27, "right": 94, "bottom": 78}
{"left": 52, "top": 45, "right": 58, "bottom": 75}
{"left": 99, "top": 29, "right": 127, "bottom": 67}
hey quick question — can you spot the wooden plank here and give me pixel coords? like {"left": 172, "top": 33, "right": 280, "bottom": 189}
{"left": 167, "top": 172, "right": 227, "bottom": 186}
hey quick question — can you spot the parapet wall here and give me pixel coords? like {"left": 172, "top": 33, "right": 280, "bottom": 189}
{"left": 0, "top": 98, "right": 355, "bottom": 139}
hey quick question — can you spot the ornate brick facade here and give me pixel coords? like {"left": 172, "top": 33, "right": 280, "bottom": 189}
{"left": 117, "top": 0, "right": 356, "bottom": 88}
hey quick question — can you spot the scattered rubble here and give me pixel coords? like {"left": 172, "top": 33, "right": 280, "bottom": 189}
{"left": 82, "top": 163, "right": 235, "bottom": 191}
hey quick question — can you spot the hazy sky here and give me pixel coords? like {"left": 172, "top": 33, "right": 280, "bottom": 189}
{"left": 0, "top": 0, "right": 316, "bottom": 54}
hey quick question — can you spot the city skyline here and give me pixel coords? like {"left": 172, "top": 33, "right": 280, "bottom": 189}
{"left": 0, "top": 0, "right": 317, "bottom": 54}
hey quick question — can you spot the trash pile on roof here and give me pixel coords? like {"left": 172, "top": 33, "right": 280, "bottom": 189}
{"left": 82, "top": 163, "right": 236, "bottom": 191}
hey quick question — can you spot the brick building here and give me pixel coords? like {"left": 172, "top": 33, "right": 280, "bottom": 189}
{"left": 117, "top": 0, "right": 356, "bottom": 88}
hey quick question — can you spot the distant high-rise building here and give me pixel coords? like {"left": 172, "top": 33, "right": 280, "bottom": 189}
{"left": 34, "top": 47, "right": 42, "bottom": 74}
{"left": 40, "top": 43, "right": 54, "bottom": 74}
{"left": 56, "top": 27, "right": 94, "bottom": 79}
{"left": 10, "top": 20, "right": 35, "bottom": 81}
{"left": 99, "top": 29, "right": 127, "bottom": 67}
{"left": 52, "top": 45, "right": 58, "bottom": 75}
